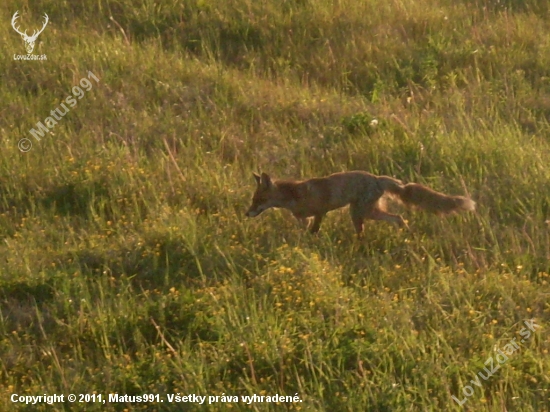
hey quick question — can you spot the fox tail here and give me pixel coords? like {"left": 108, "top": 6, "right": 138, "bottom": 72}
{"left": 376, "top": 176, "right": 476, "bottom": 214}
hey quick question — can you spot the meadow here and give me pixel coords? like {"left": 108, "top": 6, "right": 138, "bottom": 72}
{"left": 1, "top": 0, "right": 549, "bottom": 410}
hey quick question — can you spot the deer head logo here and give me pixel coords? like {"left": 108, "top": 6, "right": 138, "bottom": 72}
{"left": 11, "top": 11, "right": 49, "bottom": 54}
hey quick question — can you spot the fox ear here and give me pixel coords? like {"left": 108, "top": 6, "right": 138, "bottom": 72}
{"left": 253, "top": 173, "right": 261, "bottom": 186}
{"left": 260, "top": 172, "right": 272, "bottom": 189}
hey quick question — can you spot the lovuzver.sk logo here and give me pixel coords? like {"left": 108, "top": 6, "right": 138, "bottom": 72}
{"left": 11, "top": 11, "right": 48, "bottom": 61}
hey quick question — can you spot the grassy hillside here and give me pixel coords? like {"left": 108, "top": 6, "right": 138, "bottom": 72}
{"left": 1, "top": 0, "right": 549, "bottom": 410}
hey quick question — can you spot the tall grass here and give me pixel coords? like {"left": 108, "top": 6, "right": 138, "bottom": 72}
{"left": 1, "top": 0, "right": 549, "bottom": 410}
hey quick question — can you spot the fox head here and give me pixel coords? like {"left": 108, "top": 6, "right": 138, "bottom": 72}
{"left": 245, "top": 172, "right": 278, "bottom": 217}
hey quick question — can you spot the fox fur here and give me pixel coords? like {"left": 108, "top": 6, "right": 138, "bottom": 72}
{"left": 245, "top": 171, "right": 475, "bottom": 235}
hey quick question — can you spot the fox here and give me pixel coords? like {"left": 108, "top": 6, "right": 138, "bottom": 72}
{"left": 245, "top": 171, "right": 475, "bottom": 235}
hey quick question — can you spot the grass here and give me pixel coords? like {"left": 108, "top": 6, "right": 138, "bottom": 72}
{"left": 1, "top": 0, "right": 549, "bottom": 410}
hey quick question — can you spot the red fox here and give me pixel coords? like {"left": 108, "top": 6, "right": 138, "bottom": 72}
{"left": 245, "top": 171, "right": 475, "bottom": 235}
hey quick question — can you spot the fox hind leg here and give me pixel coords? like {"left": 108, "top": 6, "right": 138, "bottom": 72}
{"left": 350, "top": 199, "right": 407, "bottom": 236}
{"left": 366, "top": 207, "right": 408, "bottom": 229}
{"left": 350, "top": 184, "right": 387, "bottom": 236}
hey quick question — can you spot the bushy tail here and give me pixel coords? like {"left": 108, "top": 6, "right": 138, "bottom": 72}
{"left": 377, "top": 176, "right": 476, "bottom": 214}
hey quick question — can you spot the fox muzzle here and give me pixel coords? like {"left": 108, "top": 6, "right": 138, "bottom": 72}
{"left": 245, "top": 206, "right": 266, "bottom": 217}
{"left": 245, "top": 209, "right": 259, "bottom": 217}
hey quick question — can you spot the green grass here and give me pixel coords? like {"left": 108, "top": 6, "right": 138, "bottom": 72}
{"left": 1, "top": 0, "right": 549, "bottom": 410}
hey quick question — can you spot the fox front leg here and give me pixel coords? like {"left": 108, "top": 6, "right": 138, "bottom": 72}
{"left": 295, "top": 216, "right": 309, "bottom": 230}
{"left": 309, "top": 214, "right": 324, "bottom": 234}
